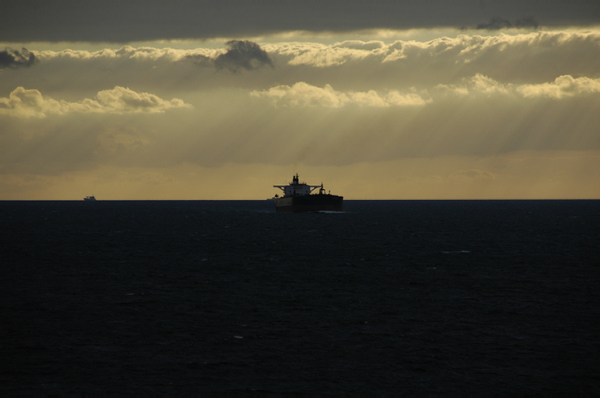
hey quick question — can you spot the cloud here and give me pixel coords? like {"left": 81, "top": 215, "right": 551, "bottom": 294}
{"left": 272, "top": 41, "right": 385, "bottom": 68}
{"left": 37, "top": 46, "right": 203, "bottom": 62}
{"left": 35, "top": 42, "right": 271, "bottom": 81}
{"left": 1, "top": 1, "right": 599, "bottom": 42}
{"left": 517, "top": 75, "right": 600, "bottom": 99}
{"left": 265, "top": 31, "right": 600, "bottom": 87}
{"left": 186, "top": 40, "right": 273, "bottom": 72}
{"left": 93, "top": 86, "right": 192, "bottom": 113}
{"left": 334, "top": 41, "right": 385, "bottom": 51}
{"left": 0, "top": 48, "right": 38, "bottom": 69}
{"left": 7, "top": 30, "right": 594, "bottom": 98}
{"left": 476, "top": 17, "right": 513, "bottom": 30}
{"left": 0, "top": 24, "right": 599, "bottom": 201}
{"left": 434, "top": 74, "right": 511, "bottom": 96}
{"left": 0, "top": 86, "right": 191, "bottom": 118}
{"left": 436, "top": 73, "right": 600, "bottom": 100}
{"left": 214, "top": 40, "right": 273, "bottom": 72}
{"left": 0, "top": 87, "right": 59, "bottom": 118}
{"left": 1, "top": 31, "right": 599, "bottom": 176}
{"left": 475, "top": 16, "right": 538, "bottom": 30}
{"left": 254, "top": 74, "right": 600, "bottom": 110}
{"left": 251, "top": 82, "right": 429, "bottom": 108}
{"left": 515, "top": 16, "right": 540, "bottom": 29}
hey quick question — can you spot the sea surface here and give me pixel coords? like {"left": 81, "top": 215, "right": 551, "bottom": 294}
{"left": 1, "top": 200, "right": 599, "bottom": 394}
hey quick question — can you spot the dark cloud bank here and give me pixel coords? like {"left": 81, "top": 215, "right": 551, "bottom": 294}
{"left": 1, "top": 0, "right": 599, "bottom": 42}
{"left": 188, "top": 40, "right": 273, "bottom": 72}
{"left": 0, "top": 48, "right": 37, "bottom": 69}
{"left": 475, "top": 16, "right": 539, "bottom": 30}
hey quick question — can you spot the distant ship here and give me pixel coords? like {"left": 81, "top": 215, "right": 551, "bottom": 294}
{"left": 273, "top": 174, "right": 343, "bottom": 213}
{"left": 83, "top": 196, "right": 96, "bottom": 201}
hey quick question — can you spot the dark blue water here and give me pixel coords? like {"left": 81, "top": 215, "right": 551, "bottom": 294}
{"left": 1, "top": 200, "right": 599, "bottom": 393}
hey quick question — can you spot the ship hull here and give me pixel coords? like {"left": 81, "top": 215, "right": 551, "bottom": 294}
{"left": 274, "top": 194, "right": 343, "bottom": 213}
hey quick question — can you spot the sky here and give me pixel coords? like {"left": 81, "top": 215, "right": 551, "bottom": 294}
{"left": 1, "top": 1, "right": 600, "bottom": 199}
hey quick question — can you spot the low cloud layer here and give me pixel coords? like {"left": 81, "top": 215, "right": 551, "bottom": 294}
{"left": 2, "top": 30, "right": 593, "bottom": 99}
{"left": 269, "top": 32, "right": 600, "bottom": 80}
{"left": 252, "top": 82, "right": 429, "bottom": 108}
{"left": 0, "top": 48, "right": 37, "bottom": 69}
{"left": 435, "top": 74, "right": 600, "bottom": 99}
{"left": 517, "top": 75, "right": 600, "bottom": 98}
{"left": 251, "top": 74, "right": 600, "bottom": 109}
{"left": 0, "top": 86, "right": 191, "bottom": 118}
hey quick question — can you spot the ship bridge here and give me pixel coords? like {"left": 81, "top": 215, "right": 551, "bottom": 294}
{"left": 273, "top": 174, "right": 322, "bottom": 197}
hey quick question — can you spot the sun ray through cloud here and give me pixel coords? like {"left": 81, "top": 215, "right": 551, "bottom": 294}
{"left": 1, "top": 1, "right": 599, "bottom": 199}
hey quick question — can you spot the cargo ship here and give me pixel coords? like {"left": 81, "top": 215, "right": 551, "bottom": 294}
{"left": 273, "top": 174, "right": 343, "bottom": 213}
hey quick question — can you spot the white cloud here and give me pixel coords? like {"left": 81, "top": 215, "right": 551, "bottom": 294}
{"left": 434, "top": 74, "right": 512, "bottom": 96}
{"left": 266, "top": 42, "right": 376, "bottom": 67}
{"left": 252, "top": 74, "right": 600, "bottom": 110}
{"left": 2, "top": 30, "right": 597, "bottom": 100}
{"left": 517, "top": 75, "right": 600, "bottom": 99}
{"left": 251, "top": 82, "right": 429, "bottom": 107}
{"left": 267, "top": 31, "right": 600, "bottom": 69}
{"left": 0, "top": 86, "right": 192, "bottom": 118}
{"left": 38, "top": 46, "right": 218, "bottom": 62}
{"left": 434, "top": 73, "right": 600, "bottom": 101}
{"left": 263, "top": 31, "right": 600, "bottom": 92}
{"left": 93, "top": 86, "right": 191, "bottom": 113}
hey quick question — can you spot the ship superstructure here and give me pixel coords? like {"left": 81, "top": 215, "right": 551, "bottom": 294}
{"left": 273, "top": 174, "right": 343, "bottom": 213}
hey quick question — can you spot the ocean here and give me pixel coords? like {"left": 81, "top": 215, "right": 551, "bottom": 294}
{"left": 1, "top": 200, "right": 599, "bottom": 393}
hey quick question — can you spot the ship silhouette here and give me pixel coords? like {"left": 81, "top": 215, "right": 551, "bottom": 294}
{"left": 273, "top": 174, "right": 343, "bottom": 213}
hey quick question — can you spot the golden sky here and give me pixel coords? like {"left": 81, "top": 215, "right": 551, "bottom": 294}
{"left": 1, "top": 2, "right": 600, "bottom": 199}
